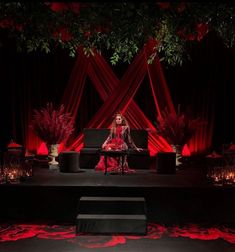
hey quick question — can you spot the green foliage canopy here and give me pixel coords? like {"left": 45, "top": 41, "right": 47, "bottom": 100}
{"left": 0, "top": 2, "right": 234, "bottom": 66}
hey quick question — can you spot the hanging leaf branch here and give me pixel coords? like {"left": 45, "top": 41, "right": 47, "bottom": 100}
{"left": 0, "top": 2, "right": 234, "bottom": 66}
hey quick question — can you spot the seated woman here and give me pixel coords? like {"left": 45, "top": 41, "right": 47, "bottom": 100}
{"left": 95, "top": 113, "right": 142, "bottom": 173}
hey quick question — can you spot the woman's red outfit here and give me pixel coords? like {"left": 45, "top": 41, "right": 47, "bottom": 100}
{"left": 95, "top": 125, "right": 137, "bottom": 173}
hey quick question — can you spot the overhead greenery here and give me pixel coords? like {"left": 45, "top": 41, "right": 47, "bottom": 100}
{"left": 0, "top": 2, "right": 234, "bottom": 66}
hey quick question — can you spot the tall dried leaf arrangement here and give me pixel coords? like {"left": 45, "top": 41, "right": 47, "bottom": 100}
{"left": 155, "top": 106, "right": 203, "bottom": 146}
{"left": 31, "top": 103, "right": 74, "bottom": 145}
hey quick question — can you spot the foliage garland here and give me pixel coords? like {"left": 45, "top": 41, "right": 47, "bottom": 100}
{"left": 0, "top": 2, "right": 234, "bottom": 66}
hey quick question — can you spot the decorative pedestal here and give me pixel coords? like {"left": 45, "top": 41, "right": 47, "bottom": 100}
{"left": 171, "top": 145, "right": 183, "bottom": 167}
{"left": 49, "top": 164, "right": 59, "bottom": 170}
{"left": 47, "top": 144, "right": 59, "bottom": 168}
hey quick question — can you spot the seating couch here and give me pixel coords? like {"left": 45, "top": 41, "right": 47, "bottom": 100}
{"left": 79, "top": 128, "right": 150, "bottom": 169}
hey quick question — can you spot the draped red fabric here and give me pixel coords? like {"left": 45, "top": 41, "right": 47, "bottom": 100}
{"left": 144, "top": 40, "right": 212, "bottom": 154}
{"left": 26, "top": 47, "right": 90, "bottom": 154}
{"left": 144, "top": 43, "right": 176, "bottom": 117}
{"left": 187, "top": 85, "right": 215, "bottom": 154}
{"left": 59, "top": 41, "right": 212, "bottom": 156}
{"left": 63, "top": 45, "right": 172, "bottom": 155}
{"left": 88, "top": 49, "right": 171, "bottom": 154}
{"left": 61, "top": 47, "right": 89, "bottom": 118}
{"left": 68, "top": 49, "right": 147, "bottom": 151}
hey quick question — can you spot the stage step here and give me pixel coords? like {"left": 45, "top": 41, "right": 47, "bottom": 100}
{"left": 78, "top": 196, "right": 147, "bottom": 215}
{"left": 76, "top": 196, "right": 147, "bottom": 235}
{"left": 76, "top": 214, "right": 146, "bottom": 234}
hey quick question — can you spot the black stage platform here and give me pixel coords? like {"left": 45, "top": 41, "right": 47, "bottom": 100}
{"left": 1, "top": 162, "right": 235, "bottom": 226}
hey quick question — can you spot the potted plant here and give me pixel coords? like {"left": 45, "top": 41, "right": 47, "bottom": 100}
{"left": 31, "top": 103, "right": 74, "bottom": 166}
{"left": 155, "top": 105, "right": 203, "bottom": 166}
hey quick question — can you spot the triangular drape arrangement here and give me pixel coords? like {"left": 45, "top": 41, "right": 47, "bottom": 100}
{"left": 60, "top": 42, "right": 177, "bottom": 156}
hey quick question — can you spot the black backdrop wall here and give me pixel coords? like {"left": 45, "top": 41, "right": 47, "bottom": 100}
{"left": 0, "top": 31, "right": 234, "bottom": 153}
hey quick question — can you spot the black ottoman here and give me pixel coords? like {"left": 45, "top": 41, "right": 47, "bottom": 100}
{"left": 59, "top": 151, "right": 80, "bottom": 173}
{"left": 156, "top": 152, "right": 176, "bottom": 174}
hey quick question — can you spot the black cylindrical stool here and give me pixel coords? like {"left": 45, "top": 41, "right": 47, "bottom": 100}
{"left": 156, "top": 152, "right": 176, "bottom": 174}
{"left": 59, "top": 151, "right": 80, "bottom": 173}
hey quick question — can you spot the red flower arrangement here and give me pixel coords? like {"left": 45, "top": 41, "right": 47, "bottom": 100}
{"left": 155, "top": 106, "right": 203, "bottom": 146}
{"left": 31, "top": 103, "right": 74, "bottom": 145}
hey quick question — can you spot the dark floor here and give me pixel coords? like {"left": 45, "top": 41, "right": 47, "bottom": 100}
{"left": 20, "top": 164, "right": 210, "bottom": 188}
{"left": 0, "top": 222, "right": 235, "bottom": 252}
{"left": 0, "top": 160, "right": 235, "bottom": 251}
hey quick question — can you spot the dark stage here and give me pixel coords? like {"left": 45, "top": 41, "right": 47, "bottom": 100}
{"left": 1, "top": 160, "right": 235, "bottom": 251}
{"left": 1, "top": 159, "right": 235, "bottom": 225}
